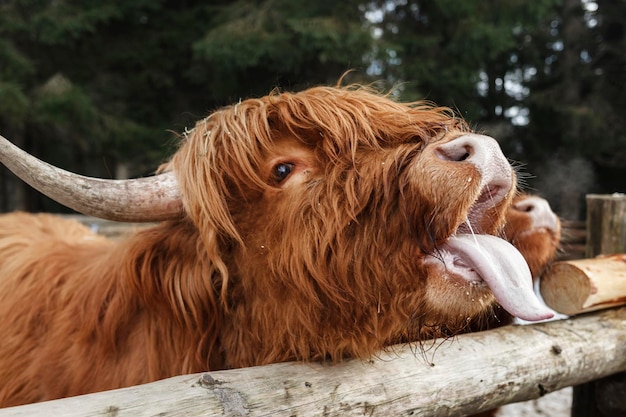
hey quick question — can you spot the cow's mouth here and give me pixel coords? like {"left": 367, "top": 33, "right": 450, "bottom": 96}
{"left": 436, "top": 235, "right": 553, "bottom": 321}
{"left": 456, "top": 183, "right": 507, "bottom": 235}
{"left": 427, "top": 184, "right": 554, "bottom": 322}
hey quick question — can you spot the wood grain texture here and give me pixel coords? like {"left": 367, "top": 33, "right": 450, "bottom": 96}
{"left": 586, "top": 193, "right": 626, "bottom": 257}
{"left": 1, "top": 307, "right": 626, "bottom": 417}
{"left": 541, "top": 254, "right": 626, "bottom": 315}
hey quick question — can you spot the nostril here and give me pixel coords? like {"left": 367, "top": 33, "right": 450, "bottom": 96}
{"left": 514, "top": 196, "right": 559, "bottom": 231}
{"left": 434, "top": 134, "right": 512, "bottom": 199}
{"left": 436, "top": 143, "right": 474, "bottom": 162}
{"left": 514, "top": 202, "right": 535, "bottom": 213}
{"left": 458, "top": 148, "right": 471, "bottom": 161}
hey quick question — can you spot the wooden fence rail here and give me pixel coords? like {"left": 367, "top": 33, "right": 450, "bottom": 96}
{"left": 1, "top": 306, "right": 626, "bottom": 417}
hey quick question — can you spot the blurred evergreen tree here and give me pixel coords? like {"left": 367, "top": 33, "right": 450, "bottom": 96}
{"left": 189, "top": 0, "right": 372, "bottom": 101}
{"left": 1, "top": 0, "right": 623, "bottom": 217}
{"left": 0, "top": 0, "right": 373, "bottom": 212}
{"left": 516, "top": 0, "right": 626, "bottom": 218}
{"left": 367, "top": 0, "right": 558, "bottom": 122}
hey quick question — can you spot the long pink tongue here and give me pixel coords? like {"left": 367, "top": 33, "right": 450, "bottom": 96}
{"left": 444, "top": 234, "right": 554, "bottom": 321}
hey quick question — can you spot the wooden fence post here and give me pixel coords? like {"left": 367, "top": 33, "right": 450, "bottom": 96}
{"left": 585, "top": 193, "right": 626, "bottom": 258}
{"left": 572, "top": 193, "right": 626, "bottom": 417}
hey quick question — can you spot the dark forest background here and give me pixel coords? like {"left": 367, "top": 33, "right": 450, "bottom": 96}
{"left": 1, "top": 0, "right": 624, "bottom": 220}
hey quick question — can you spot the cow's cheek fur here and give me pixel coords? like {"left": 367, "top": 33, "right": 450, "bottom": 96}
{"left": 421, "top": 262, "right": 497, "bottom": 330}
{"left": 221, "top": 275, "right": 433, "bottom": 367}
{"left": 221, "top": 191, "right": 430, "bottom": 365}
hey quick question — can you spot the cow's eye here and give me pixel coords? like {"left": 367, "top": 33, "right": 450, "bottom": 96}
{"left": 273, "top": 162, "right": 294, "bottom": 183}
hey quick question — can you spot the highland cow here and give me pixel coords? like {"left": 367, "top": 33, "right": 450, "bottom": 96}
{"left": 0, "top": 85, "right": 558, "bottom": 408}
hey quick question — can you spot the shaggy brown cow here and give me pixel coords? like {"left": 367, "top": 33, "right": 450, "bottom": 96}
{"left": 0, "top": 85, "right": 556, "bottom": 408}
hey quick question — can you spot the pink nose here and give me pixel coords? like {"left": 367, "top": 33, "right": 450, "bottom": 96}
{"left": 435, "top": 134, "right": 504, "bottom": 165}
{"left": 513, "top": 196, "right": 560, "bottom": 231}
{"left": 435, "top": 134, "right": 514, "bottom": 200}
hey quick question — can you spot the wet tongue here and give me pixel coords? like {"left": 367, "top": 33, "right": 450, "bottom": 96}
{"left": 445, "top": 234, "right": 554, "bottom": 321}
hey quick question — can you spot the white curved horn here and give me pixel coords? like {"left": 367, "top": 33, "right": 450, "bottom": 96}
{"left": 0, "top": 133, "right": 183, "bottom": 222}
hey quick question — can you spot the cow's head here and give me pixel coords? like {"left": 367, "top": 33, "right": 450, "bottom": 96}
{"left": 163, "top": 86, "right": 553, "bottom": 362}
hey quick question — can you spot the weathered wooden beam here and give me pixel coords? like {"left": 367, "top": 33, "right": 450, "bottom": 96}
{"left": 585, "top": 193, "right": 626, "bottom": 258}
{"left": 541, "top": 254, "right": 626, "bottom": 315}
{"left": 1, "top": 306, "right": 626, "bottom": 417}
{"left": 572, "top": 193, "right": 626, "bottom": 417}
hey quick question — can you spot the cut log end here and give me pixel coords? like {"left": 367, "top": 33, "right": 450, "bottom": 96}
{"left": 541, "top": 263, "right": 592, "bottom": 315}
{"left": 540, "top": 255, "right": 626, "bottom": 316}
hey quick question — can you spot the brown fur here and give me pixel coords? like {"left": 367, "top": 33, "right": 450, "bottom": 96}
{"left": 0, "top": 85, "right": 557, "bottom": 407}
